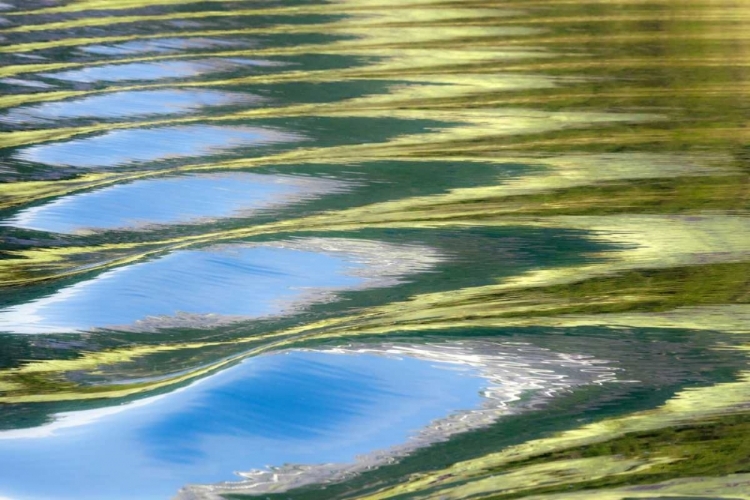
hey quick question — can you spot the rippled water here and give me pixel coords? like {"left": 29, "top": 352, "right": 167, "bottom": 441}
{"left": 1, "top": 89, "right": 263, "bottom": 124}
{"left": 0, "top": 0, "right": 749, "bottom": 499}
{"left": 3, "top": 172, "right": 344, "bottom": 233}
{"left": 0, "top": 350, "right": 486, "bottom": 499}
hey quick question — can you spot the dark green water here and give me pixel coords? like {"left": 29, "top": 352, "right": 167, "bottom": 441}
{"left": 0, "top": 0, "right": 749, "bottom": 498}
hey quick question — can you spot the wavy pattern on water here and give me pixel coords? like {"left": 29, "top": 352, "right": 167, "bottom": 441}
{"left": 0, "top": 0, "right": 749, "bottom": 498}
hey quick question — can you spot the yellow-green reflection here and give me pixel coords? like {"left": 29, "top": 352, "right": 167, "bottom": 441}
{"left": 0, "top": 0, "right": 749, "bottom": 497}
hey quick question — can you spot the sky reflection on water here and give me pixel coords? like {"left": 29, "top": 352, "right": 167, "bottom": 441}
{"left": 17, "top": 125, "right": 301, "bottom": 168}
{"left": 40, "top": 58, "right": 283, "bottom": 83}
{"left": 0, "top": 350, "right": 485, "bottom": 500}
{"left": 1, "top": 0, "right": 746, "bottom": 497}
{"left": 3, "top": 173, "right": 341, "bottom": 233}
{"left": 1, "top": 89, "right": 263, "bottom": 124}
{"left": 0, "top": 245, "right": 364, "bottom": 333}
{"left": 79, "top": 37, "right": 251, "bottom": 56}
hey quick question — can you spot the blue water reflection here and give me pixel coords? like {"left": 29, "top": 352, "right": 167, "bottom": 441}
{"left": 1, "top": 89, "right": 262, "bottom": 124}
{"left": 41, "top": 58, "right": 282, "bottom": 83}
{"left": 0, "top": 245, "right": 363, "bottom": 333}
{"left": 0, "top": 350, "right": 485, "bottom": 500}
{"left": 18, "top": 125, "right": 300, "bottom": 168}
{"left": 0, "top": 77, "right": 54, "bottom": 89}
{"left": 79, "top": 37, "right": 250, "bottom": 56}
{"left": 4, "top": 173, "right": 337, "bottom": 233}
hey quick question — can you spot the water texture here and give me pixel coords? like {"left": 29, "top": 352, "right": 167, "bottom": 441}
{"left": 40, "top": 58, "right": 283, "bottom": 83}
{"left": 17, "top": 125, "right": 302, "bottom": 167}
{"left": 0, "top": 350, "right": 485, "bottom": 499}
{"left": 79, "top": 37, "right": 251, "bottom": 56}
{"left": 2, "top": 173, "right": 344, "bottom": 233}
{"left": 1, "top": 89, "right": 264, "bottom": 124}
{"left": 0, "top": 0, "right": 748, "bottom": 499}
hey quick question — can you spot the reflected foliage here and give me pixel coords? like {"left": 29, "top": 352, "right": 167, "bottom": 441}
{"left": 0, "top": 0, "right": 749, "bottom": 498}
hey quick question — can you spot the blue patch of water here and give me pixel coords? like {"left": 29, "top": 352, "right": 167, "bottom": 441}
{"left": 1, "top": 89, "right": 261, "bottom": 124}
{"left": 0, "top": 77, "right": 54, "bottom": 89}
{"left": 79, "top": 38, "right": 250, "bottom": 56}
{"left": 3, "top": 173, "right": 325, "bottom": 234}
{"left": 40, "top": 58, "right": 282, "bottom": 83}
{"left": 0, "top": 245, "right": 363, "bottom": 333}
{"left": 0, "top": 350, "right": 485, "bottom": 500}
{"left": 17, "top": 125, "right": 300, "bottom": 168}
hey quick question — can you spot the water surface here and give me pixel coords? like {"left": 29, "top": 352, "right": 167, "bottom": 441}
{"left": 0, "top": 244, "right": 366, "bottom": 333}
{"left": 18, "top": 125, "right": 301, "bottom": 167}
{"left": 1, "top": 89, "right": 263, "bottom": 124}
{"left": 0, "top": 0, "right": 748, "bottom": 498}
{"left": 79, "top": 37, "right": 251, "bottom": 56}
{"left": 40, "top": 58, "right": 283, "bottom": 83}
{"left": 0, "top": 350, "right": 485, "bottom": 500}
{"left": 3, "top": 173, "right": 343, "bottom": 233}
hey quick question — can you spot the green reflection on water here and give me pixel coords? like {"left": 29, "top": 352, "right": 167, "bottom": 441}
{"left": 0, "top": 0, "right": 749, "bottom": 497}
